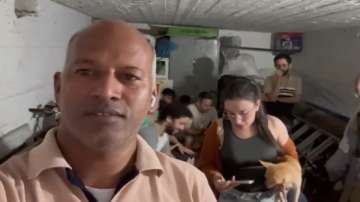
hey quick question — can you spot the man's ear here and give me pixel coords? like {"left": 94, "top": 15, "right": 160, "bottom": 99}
{"left": 54, "top": 72, "right": 62, "bottom": 109}
{"left": 148, "top": 85, "right": 159, "bottom": 114}
{"left": 255, "top": 99, "right": 261, "bottom": 111}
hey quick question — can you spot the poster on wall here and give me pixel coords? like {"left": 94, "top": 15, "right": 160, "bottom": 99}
{"left": 272, "top": 32, "right": 303, "bottom": 54}
{"left": 156, "top": 57, "right": 169, "bottom": 79}
{"left": 167, "top": 26, "right": 218, "bottom": 38}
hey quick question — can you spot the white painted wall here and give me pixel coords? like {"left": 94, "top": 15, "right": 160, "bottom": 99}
{"left": 293, "top": 28, "right": 360, "bottom": 117}
{"left": 0, "top": 0, "right": 91, "bottom": 135}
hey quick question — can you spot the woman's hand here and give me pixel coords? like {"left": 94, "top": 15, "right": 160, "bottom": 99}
{"left": 213, "top": 174, "right": 241, "bottom": 192}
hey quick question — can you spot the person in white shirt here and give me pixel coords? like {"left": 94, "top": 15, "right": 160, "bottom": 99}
{"left": 139, "top": 103, "right": 194, "bottom": 156}
{"left": 188, "top": 91, "right": 218, "bottom": 134}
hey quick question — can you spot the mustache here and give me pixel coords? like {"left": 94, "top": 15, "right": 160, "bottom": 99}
{"left": 165, "top": 127, "right": 174, "bottom": 135}
{"left": 282, "top": 69, "right": 289, "bottom": 75}
{"left": 83, "top": 102, "right": 128, "bottom": 118}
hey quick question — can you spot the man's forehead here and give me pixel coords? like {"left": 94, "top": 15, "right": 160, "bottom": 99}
{"left": 67, "top": 21, "right": 152, "bottom": 58}
{"left": 70, "top": 31, "right": 149, "bottom": 53}
{"left": 70, "top": 21, "right": 144, "bottom": 42}
{"left": 201, "top": 98, "right": 213, "bottom": 103}
{"left": 70, "top": 37, "right": 147, "bottom": 58}
{"left": 275, "top": 58, "right": 288, "bottom": 63}
{"left": 176, "top": 116, "right": 191, "bottom": 122}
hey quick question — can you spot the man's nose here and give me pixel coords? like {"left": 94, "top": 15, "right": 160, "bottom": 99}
{"left": 177, "top": 125, "right": 185, "bottom": 131}
{"left": 92, "top": 73, "right": 123, "bottom": 101}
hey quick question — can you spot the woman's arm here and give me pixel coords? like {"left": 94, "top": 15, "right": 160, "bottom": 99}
{"left": 267, "top": 115, "right": 298, "bottom": 159}
{"left": 197, "top": 121, "right": 223, "bottom": 184}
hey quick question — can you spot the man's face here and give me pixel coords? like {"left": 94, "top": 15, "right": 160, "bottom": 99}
{"left": 274, "top": 58, "right": 290, "bottom": 74}
{"left": 55, "top": 28, "right": 154, "bottom": 150}
{"left": 162, "top": 95, "right": 174, "bottom": 104}
{"left": 166, "top": 117, "right": 192, "bottom": 135}
{"left": 198, "top": 98, "right": 213, "bottom": 113}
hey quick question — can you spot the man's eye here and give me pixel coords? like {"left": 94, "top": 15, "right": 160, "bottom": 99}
{"left": 120, "top": 73, "right": 141, "bottom": 82}
{"left": 75, "top": 68, "right": 93, "bottom": 76}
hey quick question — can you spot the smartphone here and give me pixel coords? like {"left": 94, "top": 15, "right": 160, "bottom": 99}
{"left": 237, "top": 180, "right": 255, "bottom": 185}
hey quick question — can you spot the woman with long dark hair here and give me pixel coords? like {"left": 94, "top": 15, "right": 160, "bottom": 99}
{"left": 198, "top": 76, "right": 300, "bottom": 202}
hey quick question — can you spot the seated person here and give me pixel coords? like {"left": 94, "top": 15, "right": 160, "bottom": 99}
{"left": 139, "top": 103, "right": 194, "bottom": 156}
{"left": 159, "top": 88, "right": 176, "bottom": 111}
{"left": 263, "top": 53, "right": 302, "bottom": 126}
{"left": 326, "top": 73, "right": 360, "bottom": 202}
{"left": 188, "top": 91, "right": 218, "bottom": 134}
{"left": 160, "top": 88, "right": 176, "bottom": 104}
{"left": 187, "top": 91, "right": 218, "bottom": 151}
{"left": 197, "top": 76, "right": 300, "bottom": 202}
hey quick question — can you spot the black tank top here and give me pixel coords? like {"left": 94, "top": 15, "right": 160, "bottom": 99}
{"left": 220, "top": 120, "right": 278, "bottom": 192}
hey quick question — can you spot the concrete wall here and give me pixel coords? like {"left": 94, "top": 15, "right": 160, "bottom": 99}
{"left": 169, "top": 37, "right": 219, "bottom": 96}
{"left": 293, "top": 28, "right": 360, "bottom": 117}
{"left": 167, "top": 29, "right": 274, "bottom": 96}
{"left": 0, "top": 0, "right": 91, "bottom": 135}
{"left": 219, "top": 29, "right": 274, "bottom": 72}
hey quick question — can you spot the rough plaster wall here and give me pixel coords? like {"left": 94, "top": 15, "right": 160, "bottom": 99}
{"left": 293, "top": 28, "right": 360, "bottom": 117}
{"left": 0, "top": 0, "right": 91, "bottom": 135}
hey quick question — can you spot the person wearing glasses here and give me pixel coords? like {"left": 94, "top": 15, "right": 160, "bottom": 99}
{"left": 197, "top": 76, "right": 300, "bottom": 201}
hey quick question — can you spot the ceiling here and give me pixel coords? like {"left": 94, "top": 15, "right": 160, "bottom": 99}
{"left": 51, "top": 0, "right": 360, "bottom": 32}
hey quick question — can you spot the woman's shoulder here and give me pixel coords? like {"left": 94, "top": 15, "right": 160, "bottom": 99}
{"left": 267, "top": 114, "right": 281, "bottom": 124}
{"left": 266, "top": 115, "right": 287, "bottom": 133}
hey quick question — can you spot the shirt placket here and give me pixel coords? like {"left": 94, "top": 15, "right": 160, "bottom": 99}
{"left": 65, "top": 167, "right": 139, "bottom": 202}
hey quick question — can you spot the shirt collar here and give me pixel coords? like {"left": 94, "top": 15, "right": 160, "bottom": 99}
{"left": 28, "top": 128, "right": 71, "bottom": 179}
{"left": 27, "top": 128, "right": 163, "bottom": 179}
{"left": 135, "top": 135, "right": 163, "bottom": 174}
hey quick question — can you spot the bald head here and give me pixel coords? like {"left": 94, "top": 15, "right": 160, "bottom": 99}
{"left": 65, "top": 20, "right": 154, "bottom": 79}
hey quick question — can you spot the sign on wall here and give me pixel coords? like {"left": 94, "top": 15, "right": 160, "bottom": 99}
{"left": 167, "top": 26, "right": 218, "bottom": 38}
{"left": 272, "top": 32, "right": 303, "bottom": 54}
{"left": 156, "top": 57, "right": 169, "bottom": 79}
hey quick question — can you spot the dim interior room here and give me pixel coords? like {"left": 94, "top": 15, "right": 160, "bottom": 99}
{"left": 2, "top": 0, "right": 360, "bottom": 201}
